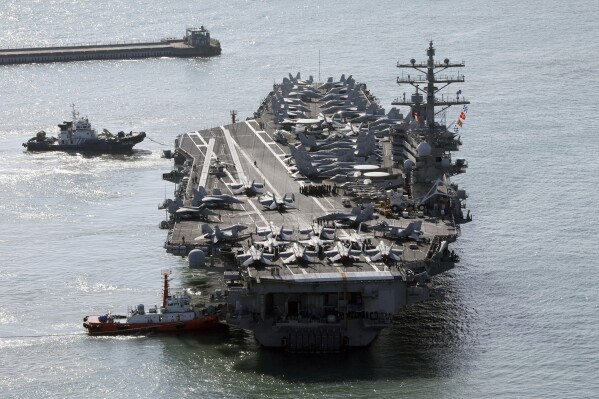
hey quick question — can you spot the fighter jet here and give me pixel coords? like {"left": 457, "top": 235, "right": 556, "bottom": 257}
{"left": 337, "top": 223, "right": 374, "bottom": 250}
{"left": 365, "top": 241, "right": 403, "bottom": 262}
{"left": 299, "top": 224, "right": 336, "bottom": 240}
{"left": 279, "top": 243, "right": 318, "bottom": 264}
{"left": 327, "top": 173, "right": 354, "bottom": 183}
{"left": 298, "top": 233, "right": 335, "bottom": 253}
{"left": 258, "top": 192, "right": 295, "bottom": 211}
{"left": 325, "top": 242, "right": 362, "bottom": 262}
{"left": 316, "top": 204, "right": 377, "bottom": 225}
{"left": 287, "top": 145, "right": 319, "bottom": 178}
{"left": 256, "top": 222, "right": 294, "bottom": 241}
{"left": 254, "top": 236, "right": 289, "bottom": 254}
{"left": 347, "top": 104, "right": 386, "bottom": 123}
{"left": 272, "top": 130, "right": 291, "bottom": 144}
{"left": 370, "top": 220, "right": 422, "bottom": 241}
{"left": 339, "top": 177, "right": 403, "bottom": 191}
{"left": 174, "top": 206, "right": 218, "bottom": 220}
{"left": 288, "top": 145, "right": 355, "bottom": 178}
{"left": 209, "top": 158, "right": 233, "bottom": 175}
{"left": 318, "top": 74, "right": 353, "bottom": 91}
{"left": 287, "top": 72, "right": 315, "bottom": 87}
{"left": 192, "top": 187, "right": 245, "bottom": 208}
{"left": 229, "top": 178, "right": 264, "bottom": 196}
{"left": 159, "top": 197, "right": 183, "bottom": 214}
{"left": 235, "top": 245, "right": 275, "bottom": 267}
{"left": 195, "top": 223, "right": 248, "bottom": 244}
{"left": 296, "top": 132, "right": 339, "bottom": 149}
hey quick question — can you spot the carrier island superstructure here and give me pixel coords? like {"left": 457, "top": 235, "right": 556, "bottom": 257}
{"left": 159, "top": 42, "right": 471, "bottom": 351}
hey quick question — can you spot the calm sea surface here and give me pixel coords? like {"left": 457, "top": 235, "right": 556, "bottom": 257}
{"left": 1, "top": 0, "right": 598, "bottom": 397}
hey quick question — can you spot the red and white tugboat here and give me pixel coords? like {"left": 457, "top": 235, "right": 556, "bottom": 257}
{"left": 83, "top": 270, "right": 219, "bottom": 335}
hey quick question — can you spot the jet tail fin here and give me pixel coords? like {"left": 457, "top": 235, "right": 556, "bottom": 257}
{"left": 192, "top": 186, "right": 208, "bottom": 206}
{"left": 200, "top": 223, "right": 213, "bottom": 235}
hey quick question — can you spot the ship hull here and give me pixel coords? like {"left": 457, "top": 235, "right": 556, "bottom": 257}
{"left": 227, "top": 315, "right": 391, "bottom": 351}
{"left": 83, "top": 314, "right": 219, "bottom": 335}
{"left": 24, "top": 132, "right": 146, "bottom": 154}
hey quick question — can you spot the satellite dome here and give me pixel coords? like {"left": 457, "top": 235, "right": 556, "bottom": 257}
{"left": 403, "top": 159, "right": 414, "bottom": 170}
{"left": 441, "top": 157, "right": 451, "bottom": 168}
{"left": 188, "top": 249, "right": 206, "bottom": 269}
{"left": 417, "top": 142, "right": 431, "bottom": 157}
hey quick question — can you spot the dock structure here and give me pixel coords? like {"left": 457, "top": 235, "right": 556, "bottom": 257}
{"left": 0, "top": 27, "right": 220, "bottom": 65}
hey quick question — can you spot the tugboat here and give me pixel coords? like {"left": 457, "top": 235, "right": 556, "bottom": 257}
{"left": 23, "top": 105, "right": 146, "bottom": 154}
{"left": 83, "top": 270, "right": 220, "bottom": 335}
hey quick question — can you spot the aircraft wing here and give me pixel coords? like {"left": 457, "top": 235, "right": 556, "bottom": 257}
{"left": 320, "top": 228, "right": 336, "bottom": 240}
{"left": 317, "top": 213, "right": 344, "bottom": 222}
{"left": 336, "top": 232, "right": 351, "bottom": 241}
{"left": 279, "top": 228, "right": 294, "bottom": 240}
{"left": 223, "top": 196, "right": 244, "bottom": 204}
{"left": 365, "top": 249, "right": 382, "bottom": 261}
{"left": 201, "top": 196, "right": 224, "bottom": 203}
{"left": 388, "top": 250, "right": 402, "bottom": 261}
{"left": 298, "top": 229, "right": 313, "bottom": 238}
{"left": 256, "top": 229, "right": 272, "bottom": 238}
{"left": 303, "top": 250, "right": 318, "bottom": 262}
{"left": 261, "top": 253, "right": 275, "bottom": 265}
{"left": 193, "top": 234, "right": 208, "bottom": 242}
{"left": 229, "top": 184, "right": 245, "bottom": 195}
{"left": 324, "top": 250, "right": 340, "bottom": 261}
{"left": 280, "top": 254, "right": 296, "bottom": 264}
{"left": 236, "top": 254, "right": 253, "bottom": 267}
{"left": 220, "top": 229, "right": 235, "bottom": 237}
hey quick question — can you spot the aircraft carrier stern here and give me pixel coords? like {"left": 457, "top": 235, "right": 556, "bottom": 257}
{"left": 159, "top": 42, "right": 470, "bottom": 351}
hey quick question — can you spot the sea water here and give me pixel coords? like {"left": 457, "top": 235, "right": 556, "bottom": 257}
{"left": 0, "top": 0, "right": 598, "bottom": 397}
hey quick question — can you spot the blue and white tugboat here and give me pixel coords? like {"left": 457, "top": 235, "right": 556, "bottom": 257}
{"left": 23, "top": 105, "right": 146, "bottom": 154}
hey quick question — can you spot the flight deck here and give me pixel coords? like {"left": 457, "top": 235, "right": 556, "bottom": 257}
{"left": 162, "top": 86, "right": 458, "bottom": 275}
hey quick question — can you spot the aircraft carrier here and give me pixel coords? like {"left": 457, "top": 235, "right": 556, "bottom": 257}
{"left": 159, "top": 42, "right": 471, "bottom": 351}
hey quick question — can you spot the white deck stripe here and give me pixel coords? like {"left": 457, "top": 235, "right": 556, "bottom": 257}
{"left": 221, "top": 127, "right": 246, "bottom": 182}
{"left": 198, "top": 137, "right": 215, "bottom": 188}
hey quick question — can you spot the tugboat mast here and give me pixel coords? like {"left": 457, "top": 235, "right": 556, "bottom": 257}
{"left": 162, "top": 269, "right": 171, "bottom": 308}
{"left": 393, "top": 41, "right": 469, "bottom": 131}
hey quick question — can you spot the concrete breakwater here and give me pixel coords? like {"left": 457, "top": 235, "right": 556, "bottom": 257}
{"left": 0, "top": 27, "right": 221, "bottom": 65}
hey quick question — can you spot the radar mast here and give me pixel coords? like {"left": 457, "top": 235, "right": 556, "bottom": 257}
{"left": 393, "top": 41, "right": 469, "bottom": 131}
